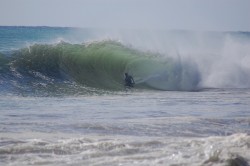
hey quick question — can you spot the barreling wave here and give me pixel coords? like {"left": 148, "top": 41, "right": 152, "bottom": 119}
{"left": 0, "top": 40, "right": 200, "bottom": 95}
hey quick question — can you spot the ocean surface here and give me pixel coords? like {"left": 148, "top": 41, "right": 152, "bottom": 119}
{"left": 0, "top": 26, "right": 250, "bottom": 166}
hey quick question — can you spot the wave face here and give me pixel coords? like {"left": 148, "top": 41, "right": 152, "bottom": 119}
{"left": 0, "top": 41, "right": 200, "bottom": 95}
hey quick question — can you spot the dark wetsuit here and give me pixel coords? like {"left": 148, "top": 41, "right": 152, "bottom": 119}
{"left": 125, "top": 74, "right": 135, "bottom": 87}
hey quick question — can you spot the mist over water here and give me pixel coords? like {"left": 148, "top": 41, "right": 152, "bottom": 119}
{"left": 109, "top": 30, "right": 250, "bottom": 89}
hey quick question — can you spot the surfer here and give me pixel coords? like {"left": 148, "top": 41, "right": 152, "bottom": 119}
{"left": 124, "top": 73, "right": 135, "bottom": 87}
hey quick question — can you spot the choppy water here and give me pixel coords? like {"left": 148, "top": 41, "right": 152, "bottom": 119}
{"left": 0, "top": 26, "right": 250, "bottom": 165}
{"left": 1, "top": 89, "right": 250, "bottom": 165}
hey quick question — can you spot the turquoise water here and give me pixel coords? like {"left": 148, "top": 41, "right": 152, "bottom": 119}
{"left": 0, "top": 27, "right": 250, "bottom": 165}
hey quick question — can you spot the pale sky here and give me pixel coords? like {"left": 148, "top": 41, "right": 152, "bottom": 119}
{"left": 0, "top": 0, "right": 250, "bottom": 31}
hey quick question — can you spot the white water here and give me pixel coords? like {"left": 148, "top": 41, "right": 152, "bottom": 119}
{"left": 1, "top": 89, "right": 250, "bottom": 165}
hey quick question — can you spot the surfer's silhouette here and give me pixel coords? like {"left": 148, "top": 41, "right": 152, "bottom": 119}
{"left": 124, "top": 73, "right": 135, "bottom": 87}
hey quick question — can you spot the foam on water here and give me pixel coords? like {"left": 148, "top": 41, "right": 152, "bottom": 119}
{"left": 1, "top": 133, "right": 249, "bottom": 166}
{"left": 0, "top": 89, "right": 249, "bottom": 165}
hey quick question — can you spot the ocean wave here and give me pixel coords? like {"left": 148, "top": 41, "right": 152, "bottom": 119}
{"left": 0, "top": 40, "right": 200, "bottom": 95}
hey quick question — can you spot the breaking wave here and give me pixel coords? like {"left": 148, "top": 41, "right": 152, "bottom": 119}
{"left": 0, "top": 41, "right": 200, "bottom": 95}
